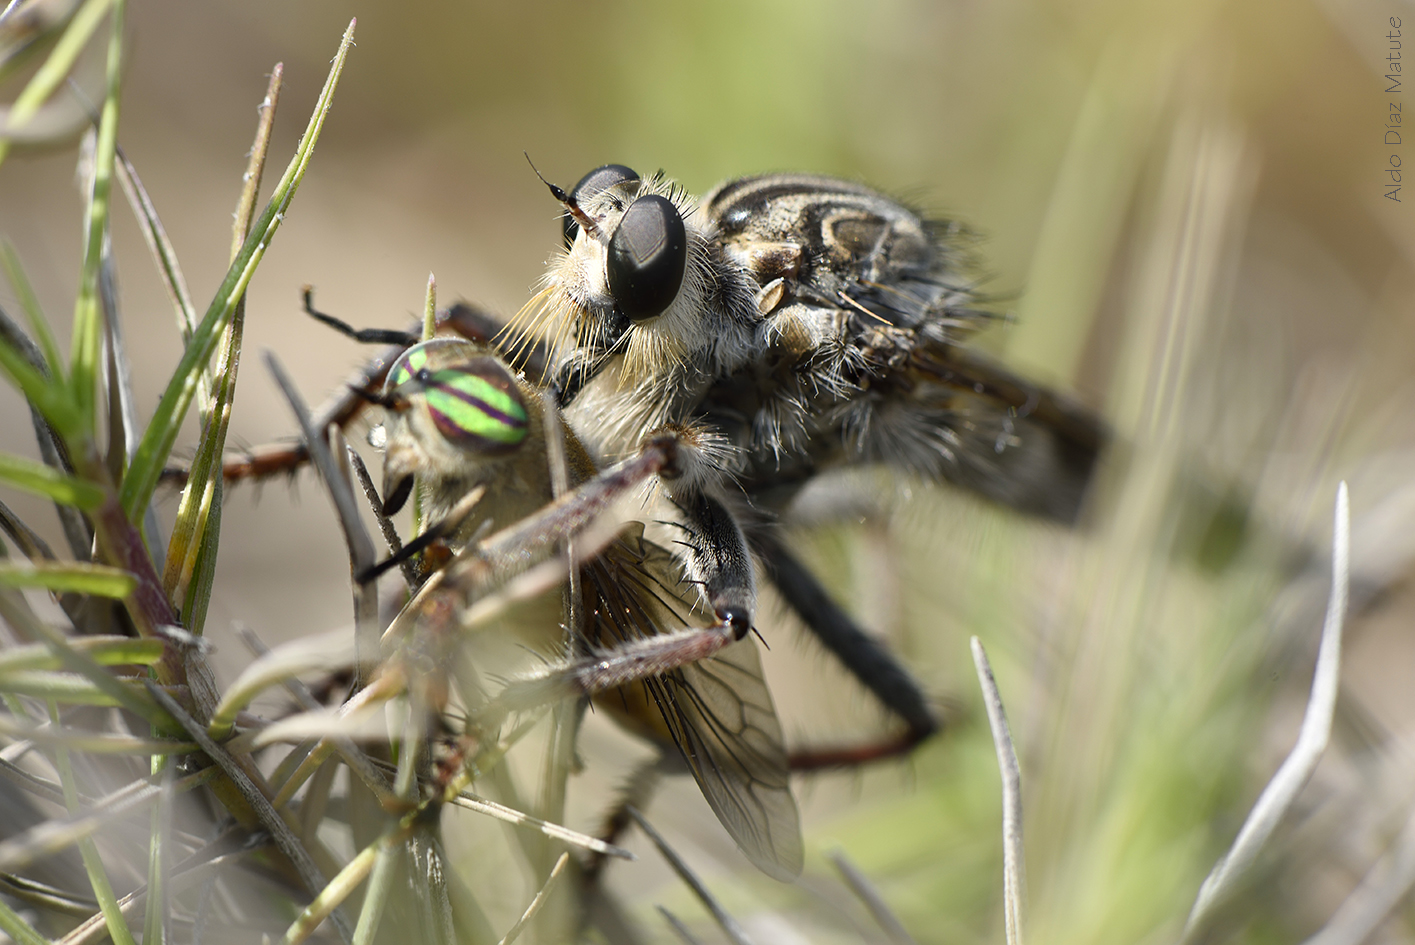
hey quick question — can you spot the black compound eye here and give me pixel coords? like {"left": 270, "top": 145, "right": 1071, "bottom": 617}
{"left": 562, "top": 164, "right": 639, "bottom": 247}
{"left": 607, "top": 194, "right": 687, "bottom": 323}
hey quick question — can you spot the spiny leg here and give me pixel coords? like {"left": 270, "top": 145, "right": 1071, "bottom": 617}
{"left": 671, "top": 489, "right": 756, "bottom": 634}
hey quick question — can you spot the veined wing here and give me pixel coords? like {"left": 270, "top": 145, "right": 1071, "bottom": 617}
{"left": 584, "top": 526, "right": 803, "bottom": 880}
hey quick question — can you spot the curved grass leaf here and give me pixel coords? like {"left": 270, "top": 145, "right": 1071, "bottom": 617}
{"left": 0, "top": 587, "right": 169, "bottom": 725}
{"left": 0, "top": 338, "right": 82, "bottom": 436}
{"left": 0, "top": 561, "right": 135, "bottom": 597}
{"left": 0, "top": 669, "right": 157, "bottom": 706}
{"left": 0, "top": 451, "right": 104, "bottom": 508}
{"left": 0, "top": 0, "right": 111, "bottom": 168}
{"left": 208, "top": 629, "right": 356, "bottom": 741}
{"left": 0, "top": 636, "right": 164, "bottom": 675}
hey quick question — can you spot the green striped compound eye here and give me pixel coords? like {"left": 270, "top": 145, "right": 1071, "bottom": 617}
{"left": 387, "top": 344, "right": 531, "bottom": 455}
{"left": 419, "top": 359, "right": 531, "bottom": 454}
{"left": 388, "top": 344, "right": 430, "bottom": 390}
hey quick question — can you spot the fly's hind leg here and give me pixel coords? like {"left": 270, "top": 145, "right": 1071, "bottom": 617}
{"left": 749, "top": 528, "right": 941, "bottom": 769}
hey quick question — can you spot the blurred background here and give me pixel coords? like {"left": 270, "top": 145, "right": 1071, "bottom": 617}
{"left": 3, "top": 0, "right": 1415, "bottom": 941}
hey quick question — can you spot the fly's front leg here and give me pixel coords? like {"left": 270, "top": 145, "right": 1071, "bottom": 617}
{"left": 670, "top": 489, "right": 756, "bottom": 635}
{"left": 750, "top": 528, "right": 940, "bottom": 768}
{"left": 641, "top": 421, "right": 759, "bottom": 635}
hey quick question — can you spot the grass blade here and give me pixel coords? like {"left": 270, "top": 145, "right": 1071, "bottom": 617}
{"left": 348, "top": 838, "right": 399, "bottom": 945}
{"left": 0, "top": 669, "right": 151, "bottom": 705}
{"left": 443, "top": 791, "right": 632, "bottom": 859}
{"left": 971, "top": 636, "right": 1025, "bottom": 945}
{"left": 0, "top": 243, "right": 63, "bottom": 381}
{"left": 495, "top": 852, "right": 569, "bottom": 945}
{"left": 65, "top": 0, "right": 123, "bottom": 431}
{"left": 264, "top": 352, "right": 378, "bottom": 672}
{"left": 0, "top": 767, "right": 215, "bottom": 873}
{"left": 830, "top": 850, "right": 919, "bottom": 945}
{"left": 625, "top": 806, "right": 755, "bottom": 945}
{"left": 0, "top": 894, "right": 50, "bottom": 945}
{"left": 0, "top": 560, "right": 135, "bottom": 597}
{"left": 0, "top": 331, "right": 83, "bottom": 436}
{"left": 285, "top": 833, "right": 384, "bottom": 945}
{"left": 49, "top": 702, "right": 138, "bottom": 945}
{"left": 208, "top": 629, "right": 354, "bottom": 741}
{"left": 0, "top": 451, "right": 104, "bottom": 508}
{"left": 0, "top": 636, "right": 164, "bottom": 674}
{"left": 0, "top": 0, "right": 110, "bottom": 167}
{"left": 164, "top": 64, "right": 282, "bottom": 636}
{"left": 118, "top": 20, "right": 356, "bottom": 522}
{"left": 1183, "top": 482, "right": 1350, "bottom": 938}
{"left": 144, "top": 681, "right": 355, "bottom": 944}
{"left": 0, "top": 304, "right": 91, "bottom": 557}
{"left": 142, "top": 758, "right": 174, "bottom": 945}
{"left": 0, "top": 585, "right": 168, "bottom": 724}
{"left": 113, "top": 149, "right": 197, "bottom": 349}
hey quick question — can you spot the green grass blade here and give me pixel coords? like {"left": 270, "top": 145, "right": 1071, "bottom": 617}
{"left": 350, "top": 732, "right": 418, "bottom": 945}
{"left": 66, "top": 0, "right": 124, "bottom": 435}
{"left": 143, "top": 757, "right": 173, "bottom": 945}
{"left": 0, "top": 450, "right": 104, "bottom": 508}
{"left": 49, "top": 702, "right": 138, "bottom": 945}
{"left": 0, "top": 718, "right": 192, "bottom": 753}
{"left": 349, "top": 841, "right": 399, "bottom": 945}
{"left": 118, "top": 19, "right": 357, "bottom": 523}
{"left": 0, "top": 333, "right": 83, "bottom": 436}
{"left": 283, "top": 834, "right": 387, "bottom": 945}
{"left": 0, "top": 636, "right": 164, "bottom": 674}
{"left": 0, "top": 587, "right": 169, "bottom": 725}
{"left": 165, "top": 64, "right": 282, "bottom": 635}
{"left": 0, "top": 561, "right": 136, "bottom": 597}
{"left": 0, "top": 243, "right": 63, "bottom": 382}
{"left": 0, "top": 0, "right": 111, "bottom": 167}
{"left": 0, "top": 669, "right": 149, "bottom": 705}
{"left": 0, "top": 897, "right": 48, "bottom": 945}
{"left": 0, "top": 309, "right": 92, "bottom": 558}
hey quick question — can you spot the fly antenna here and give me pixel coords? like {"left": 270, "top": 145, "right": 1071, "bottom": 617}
{"left": 524, "top": 151, "right": 600, "bottom": 239}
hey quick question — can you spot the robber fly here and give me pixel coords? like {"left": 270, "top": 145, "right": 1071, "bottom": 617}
{"left": 504, "top": 164, "right": 1107, "bottom": 763}
{"left": 354, "top": 331, "right": 803, "bottom": 881}
{"left": 170, "top": 166, "right": 1104, "bottom": 768}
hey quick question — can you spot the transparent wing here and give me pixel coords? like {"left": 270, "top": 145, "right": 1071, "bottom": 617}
{"left": 585, "top": 527, "right": 803, "bottom": 880}
{"left": 659, "top": 635, "right": 802, "bottom": 880}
